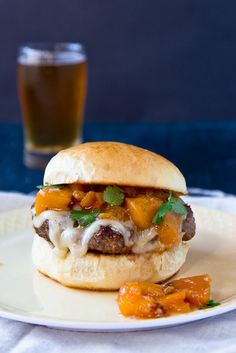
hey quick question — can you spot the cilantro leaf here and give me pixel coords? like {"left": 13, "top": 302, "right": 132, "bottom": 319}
{"left": 152, "top": 192, "right": 187, "bottom": 225}
{"left": 200, "top": 299, "right": 220, "bottom": 310}
{"left": 36, "top": 184, "right": 65, "bottom": 190}
{"left": 152, "top": 202, "right": 172, "bottom": 224}
{"left": 103, "top": 186, "right": 125, "bottom": 206}
{"left": 70, "top": 209, "right": 101, "bottom": 227}
{"left": 171, "top": 199, "right": 187, "bottom": 215}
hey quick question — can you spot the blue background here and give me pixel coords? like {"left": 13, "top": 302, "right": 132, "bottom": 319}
{"left": 1, "top": 0, "right": 236, "bottom": 122}
{"left": 0, "top": 1, "right": 236, "bottom": 193}
{"left": 1, "top": 121, "right": 235, "bottom": 194}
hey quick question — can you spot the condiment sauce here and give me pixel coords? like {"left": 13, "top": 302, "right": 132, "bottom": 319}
{"left": 117, "top": 275, "right": 212, "bottom": 319}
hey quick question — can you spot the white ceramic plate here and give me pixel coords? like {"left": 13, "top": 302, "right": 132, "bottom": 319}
{"left": 0, "top": 205, "right": 235, "bottom": 332}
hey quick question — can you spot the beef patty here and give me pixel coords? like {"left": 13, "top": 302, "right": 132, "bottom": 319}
{"left": 182, "top": 205, "right": 196, "bottom": 241}
{"left": 88, "top": 226, "right": 131, "bottom": 254}
{"left": 34, "top": 204, "right": 195, "bottom": 254}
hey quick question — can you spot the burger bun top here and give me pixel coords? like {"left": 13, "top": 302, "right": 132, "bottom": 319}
{"left": 44, "top": 142, "right": 187, "bottom": 194}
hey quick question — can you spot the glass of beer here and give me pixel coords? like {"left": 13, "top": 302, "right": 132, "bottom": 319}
{"left": 17, "top": 43, "right": 87, "bottom": 169}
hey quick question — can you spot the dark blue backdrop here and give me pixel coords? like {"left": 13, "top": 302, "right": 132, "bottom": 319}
{"left": 1, "top": 121, "right": 236, "bottom": 194}
{"left": 1, "top": 0, "right": 236, "bottom": 122}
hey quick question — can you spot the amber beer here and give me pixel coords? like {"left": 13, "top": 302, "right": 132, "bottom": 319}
{"left": 17, "top": 43, "right": 87, "bottom": 168}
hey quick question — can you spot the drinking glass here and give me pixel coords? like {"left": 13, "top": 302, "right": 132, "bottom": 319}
{"left": 17, "top": 42, "right": 88, "bottom": 168}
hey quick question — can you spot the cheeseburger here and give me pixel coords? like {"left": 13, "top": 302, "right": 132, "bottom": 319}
{"left": 32, "top": 142, "right": 195, "bottom": 290}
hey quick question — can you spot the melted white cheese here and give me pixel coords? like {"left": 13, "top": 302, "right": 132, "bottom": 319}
{"left": 132, "top": 227, "right": 158, "bottom": 254}
{"left": 33, "top": 210, "right": 134, "bottom": 257}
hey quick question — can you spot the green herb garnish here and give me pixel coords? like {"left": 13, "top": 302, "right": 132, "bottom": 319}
{"left": 200, "top": 299, "right": 221, "bottom": 310}
{"left": 70, "top": 209, "right": 101, "bottom": 227}
{"left": 36, "top": 184, "right": 65, "bottom": 190}
{"left": 152, "top": 192, "right": 186, "bottom": 224}
{"left": 103, "top": 186, "right": 125, "bottom": 206}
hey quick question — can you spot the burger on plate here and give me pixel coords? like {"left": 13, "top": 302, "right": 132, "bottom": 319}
{"left": 32, "top": 142, "right": 195, "bottom": 290}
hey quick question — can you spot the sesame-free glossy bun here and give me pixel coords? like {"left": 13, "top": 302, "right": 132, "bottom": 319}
{"left": 32, "top": 235, "right": 189, "bottom": 290}
{"left": 43, "top": 142, "right": 187, "bottom": 194}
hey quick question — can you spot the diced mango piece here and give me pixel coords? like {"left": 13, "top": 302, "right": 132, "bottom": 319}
{"left": 156, "top": 212, "right": 182, "bottom": 248}
{"left": 94, "top": 192, "right": 105, "bottom": 209}
{"left": 80, "top": 191, "right": 96, "bottom": 208}
{"left": 80, "top": 191, "right": 104, "bottom": 210}
{"left": 72, "top": 190, "right": 86, "bottom": 202}
{"left": 157, "top": 291, "right": 190, "bottom": 314}
{"left": 118, "top": 282, "right": 165, "bottom": 318}
{"left": 170, "top": 275, "right": 211, "bottom": 307}
{"left": 126, "top": 196, "right": 163, "bottom": 229}
{"left": 35, "top": 188, "right": 72, "bottom": 215}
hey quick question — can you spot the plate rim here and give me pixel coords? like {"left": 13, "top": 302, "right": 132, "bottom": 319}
{"left": 0, "top": 301, "right": 236, "bottom": 332}
{"left": 0, "top": 205, "right": 236, "bottom": 331}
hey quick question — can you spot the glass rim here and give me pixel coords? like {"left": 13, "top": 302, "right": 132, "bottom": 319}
{"left": 17, "top": 42, "right": 87, "bottom": 64}
{"left": 18, "top": 42, "right": 85, "bottom": 52}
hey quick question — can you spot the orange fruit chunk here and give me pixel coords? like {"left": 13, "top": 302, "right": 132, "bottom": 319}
{"left": 117, "top": 274, "right": 212, "bottom": 319}
{"left": 157, "top": 291, "right": 191, "bottom": 314}
{"left": 156, "top": 212, "right": 182, "bottom": 248}
{"left": 126, "top": 196, "right": 163, "bottom": 229}
{"left": 170, "top": 274, "right": 211, "bottom": 307}
{"left": 35, "top": 188, "right": 72, "bottom": 215}
{"left": 80, "top": 191, "right": 104, "bottom": 210}
{"left": 118, "top": 282, "right": 165, "bottom": 318}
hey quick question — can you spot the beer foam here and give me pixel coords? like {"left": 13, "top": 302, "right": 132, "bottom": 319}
{"left": 18, "top": 48, "right": 86, "bottom": 66}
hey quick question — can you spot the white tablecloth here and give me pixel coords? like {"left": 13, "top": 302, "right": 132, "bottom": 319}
{"left": 0, "top": 191, "right": 236, "bottom": 353}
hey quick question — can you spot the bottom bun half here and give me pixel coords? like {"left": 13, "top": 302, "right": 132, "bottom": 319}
{"left": 32, "top": 235, "right": 189, "bottom": 290}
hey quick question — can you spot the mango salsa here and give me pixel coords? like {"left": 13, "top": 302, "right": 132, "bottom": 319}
{"left": 35, "top": 188, "right": 72, "bottom": 215}
{"left": 125, "top": 196, "right": 162, "bottom": 229}
{"left": 118, "top": 275, "right": 212, "bottom": 319}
